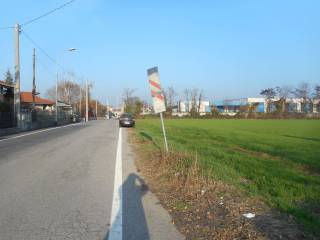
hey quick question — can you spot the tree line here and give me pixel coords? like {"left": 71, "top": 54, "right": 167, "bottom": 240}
{"left": 45, "top": 76, "right": 107, "bottom": 117}
{"left": 260, "top": 83, "right": 320, "bottom": 114}
{"left": 122, "top": 87, "right": 205, "bottom": 117}
{"left": 123, "top": 82, "right": 320, "bottom": 118}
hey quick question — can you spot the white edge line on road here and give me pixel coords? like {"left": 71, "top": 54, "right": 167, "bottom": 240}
{"left": 108, "top": 127, "right": 123, "bottom": 240}
{"left": 0, "top": 123, "right": 83, "bottom": 142}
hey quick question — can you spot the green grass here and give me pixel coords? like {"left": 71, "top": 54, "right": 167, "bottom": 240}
{"left": 134, "top": 119, "right": 320, "bottom": 234}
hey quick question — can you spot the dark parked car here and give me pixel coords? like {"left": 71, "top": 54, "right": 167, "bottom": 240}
{"left": 119, "top": 113, "right": 135, "bottom": 127}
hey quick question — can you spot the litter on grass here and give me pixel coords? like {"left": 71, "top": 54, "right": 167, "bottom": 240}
{"left": 243, "top": 213, "right": 255, "bottom": 219}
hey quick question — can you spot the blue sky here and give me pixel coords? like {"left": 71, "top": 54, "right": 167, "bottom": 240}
{"left": 0, "top": 0, "right": 319, "bottom": 105}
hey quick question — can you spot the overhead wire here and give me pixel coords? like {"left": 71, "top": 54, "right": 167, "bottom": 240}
{"left": 21, "top": 30, "right": 64, "bottom": 71}
{"left": 21, "top": 0, "right": 76, "bottom": 27}
{"left": 0, "top": 0, "right": 76, "bottom": 29}
{"left": 2, "top": 0, "right": 79, "bottom": 86}
{"left": 0, "top": 26, "right": 14, "bottom": 31}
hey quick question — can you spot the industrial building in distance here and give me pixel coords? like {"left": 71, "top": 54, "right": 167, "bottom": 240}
{"left": 170, "top": 97, "right": 320, "bottom": 116}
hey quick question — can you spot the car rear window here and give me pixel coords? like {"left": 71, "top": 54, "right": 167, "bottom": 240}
{"left": 120, "top": 113, "right": 132, "bottom": 118}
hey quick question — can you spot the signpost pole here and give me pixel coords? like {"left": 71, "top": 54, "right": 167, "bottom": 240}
{"left": 159, "top": 112, "right": 168, "bottom": 152}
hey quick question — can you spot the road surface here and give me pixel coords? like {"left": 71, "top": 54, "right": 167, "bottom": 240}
{"left": 0, "top": 120, "right": 183, "bottom": 240}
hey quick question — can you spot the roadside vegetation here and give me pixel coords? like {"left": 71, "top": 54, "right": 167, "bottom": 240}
{"left": 133, "top": 119, "right": 320, "bottom": 237}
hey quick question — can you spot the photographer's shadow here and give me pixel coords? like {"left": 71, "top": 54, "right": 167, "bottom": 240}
{"left": 105, "top": 173, "right": 150, "bottom": 240}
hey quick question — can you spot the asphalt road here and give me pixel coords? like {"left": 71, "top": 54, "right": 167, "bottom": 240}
{"left": 0, "top": 120, "right": 183, "bottom": 240}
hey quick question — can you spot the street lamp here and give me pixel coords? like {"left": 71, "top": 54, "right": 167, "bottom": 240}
{"left": 55, "top": 48, "right": 77, "bottom": 125}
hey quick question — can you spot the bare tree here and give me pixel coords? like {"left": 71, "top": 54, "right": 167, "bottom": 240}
{"left": 190, "top": 88, "right": 199, "bottom": 117}
{"left": 122, "top": 88, "right": 135, "bottom": 111}
{"left": 260, "top": 88, "right": 276, "bottom": 113}
{"left": 183, "top": 88, "right": 191, "bottom": 112}
{"left": 313, "top": 85, "right": 320, "bottom": 99}
{"left": 197, "top": 90, "right": 203, "bottom": 113}
{"left": 292, "top": 82, "right": 311, "bottom": 113}
{"left": 275, "top": 86, "right": 291, "bottom": 113}
{"left": 122, "top": 88, "right": 142, "bottom": 115}
{"left": 183, "top": 89, "right": 190, "bottom": 101}
{"left": 163, "top": 86, "right": 176, "bottom": 113}
{"left": 166, "top": 86, "right": 176, "bottom": 109}
{"left": 45, "top": 80, "right": 80, "bottom": 105}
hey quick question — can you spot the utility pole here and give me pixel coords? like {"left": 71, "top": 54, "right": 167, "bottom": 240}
{"left": 85, "top": 80, "right": 88, "bottom": 122}
{"left": 32, "top": 48, "right": 36, "bottom": 109}
{"left": 79, "top": 85, "right": 82, "bottom": 118}
{"left": 95, "top": 99, "right": 98, "bottom": 119}
{"left": 55, "top": 74, "right": 58, "bottom": 124}
{"left": 14, "top": 23, "right": 21, "bottom": 128}
{"left": 106, "top": 99, "right": 109, "bottom": 119}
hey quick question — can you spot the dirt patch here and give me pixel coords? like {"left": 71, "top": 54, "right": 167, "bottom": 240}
{"left": 130, "top": 130, "right": 316, "bottom": 240}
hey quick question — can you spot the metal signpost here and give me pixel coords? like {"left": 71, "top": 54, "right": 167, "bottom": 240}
{"left": 147, "top": 67, "right": 168, "bottom": 152}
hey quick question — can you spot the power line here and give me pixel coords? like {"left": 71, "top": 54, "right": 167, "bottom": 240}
{"left": 21, "top": 30, "right": 81, "bottom": 87}
{"left": 21, "top": 30, "right": 64, "bottom": 70}
{"left": 1, "top": 0, "right": 76, "bottom": 30}
{"left": 0, "top": 26, "right": 14, "bottom": 31}
{"left": 21, "top": 0, "right": 76, "bottom": 27}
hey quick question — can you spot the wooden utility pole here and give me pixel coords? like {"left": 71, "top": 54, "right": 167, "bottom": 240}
{"left": 85, "top": 80, "right": 88, "bottom": 122}
{"left": 79, "top": 85, "right": 82, "bottom": 118}
{"left": 55, "top": 74, "right": 58, "bottom": 124}
{"left": 95, "top": 99, "right": 98, "bottom": 118}
{"left": 14, "top": 23, "right": 21, "bottom": 128}
{"left": 32, "top": 48, "right": 36, "bottom": 109}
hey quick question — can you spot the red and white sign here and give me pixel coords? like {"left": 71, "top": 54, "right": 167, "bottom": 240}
{"left": 147, "top": 67, "right": 166, "bottom": 113}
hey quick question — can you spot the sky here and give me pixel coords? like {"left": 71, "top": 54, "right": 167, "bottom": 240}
{"left": 0, "top": 0, "right": 319, "bottom": 106}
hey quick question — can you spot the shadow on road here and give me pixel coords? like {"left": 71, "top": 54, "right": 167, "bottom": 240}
{"left": 104, "top": 173, "right": 150, "bottom": 240}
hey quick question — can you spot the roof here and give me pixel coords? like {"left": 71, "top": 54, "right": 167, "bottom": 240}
{"left": 20, "top": 92, "right": 55, "bottom": 105}
{"left": 0, "top": 80, "right": 14, "bottom": 88}
{"left": 57, "top": 101, "right": 72, "bottom": 108}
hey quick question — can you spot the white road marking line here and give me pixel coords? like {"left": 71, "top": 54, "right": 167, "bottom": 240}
{"left": 108, "top": 127, "right": 123, "bottom": 240}
{"left": 0, "top": 123, "right": 82, "bottom": 142}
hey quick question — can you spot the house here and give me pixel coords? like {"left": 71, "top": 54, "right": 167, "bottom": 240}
{"left": 20, "top": 92, "right": 55, "bottom": 111}
{"left": 0, "top": 80, "right": 14, "bottom": 108}
{"left": 0, "top": 81, "right": 15, "bottom": 128}
{"left": 56, "top": 100, "right": 72, "bottom": 114}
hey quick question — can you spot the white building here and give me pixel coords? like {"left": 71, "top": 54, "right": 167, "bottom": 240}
{"left": 177, "top": 101, "right": 211, "bottom": 114}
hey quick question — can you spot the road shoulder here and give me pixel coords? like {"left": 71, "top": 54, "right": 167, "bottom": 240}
{"left": 121, "top": 128, "right": 185, "bottom": 240}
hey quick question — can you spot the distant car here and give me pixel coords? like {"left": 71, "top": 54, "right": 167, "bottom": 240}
{"left": 119, "top": 113, "right": 135, "bottom": 127}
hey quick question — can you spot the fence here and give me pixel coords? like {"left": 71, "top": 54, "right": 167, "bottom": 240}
{"left": 19, "top": 111, "right": 73, "bottom": 131}
{"left": 0, "top": 112, "right": 14, "bottom": 128}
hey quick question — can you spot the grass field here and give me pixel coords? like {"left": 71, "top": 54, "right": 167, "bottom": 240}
{"left": 134, "top": 119, "right": 320, "bottom": 234}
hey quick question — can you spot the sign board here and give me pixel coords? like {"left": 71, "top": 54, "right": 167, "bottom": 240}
{"left": 147, "top": 67, "right": 166, "bottom": 113}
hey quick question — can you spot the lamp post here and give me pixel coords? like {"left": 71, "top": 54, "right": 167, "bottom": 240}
{"left": 55, "top": 48, "right": 77, "bottom": 125}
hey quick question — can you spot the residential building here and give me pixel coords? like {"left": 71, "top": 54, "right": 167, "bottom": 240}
{"left": 0, "top": 81, "right": 14, "bottom": 128}
{"left": 20, "top": 92, "right": 55, "bottom": 111}
{"left": 0, "top": 80, "right": 14, "bottom": 108}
